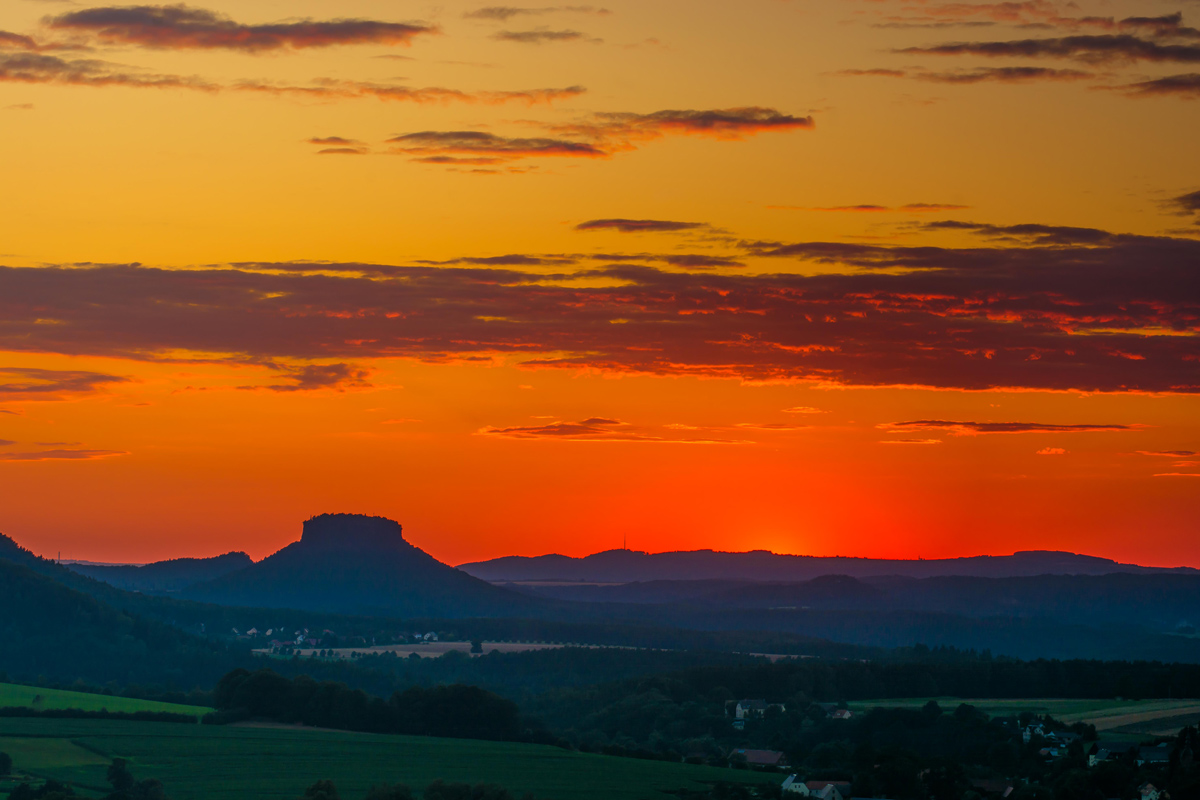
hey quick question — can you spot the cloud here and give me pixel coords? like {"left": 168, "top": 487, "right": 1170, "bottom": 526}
{"left": 241, "top": 363, "right": 372, "bottom": 392}
{"left": 839, "top": 66, "right": 1094, "bottom": 84}
{"left": 552, "top": 107, "right": 814, "bottom": 142}
{"left": 900, "top": 34, "right": 1200, "bottom": 64}
{"left": 880, "top": 420, "right": 1133, "bottom": 435}
{"left": 236, "top": 80, "right": 586, "bottom": 106}
{"left": 1169, "top": 190, "right": 1200, "bottom": 218}
{"left": 733, "top": 422, "right": 810, "bottom": 431}
{"left": 661, "top": 255, "right": 745, "bottom": 269}
{"left": 308, "top": 136, "right": 361, "bottom": 146}
{"left": 465, "top": 6, "right": 610, "bottom": 21}
{"left": 1154, "top": 472, "right": 1200, "bottom": 478}
{"left": 478, "top": 417, "right": 746, "bottom": 443}
{"left": 388, "top": 131, "right": 606, "bottom": 162}
{"left": 575, "top": 219, "right": 705, "bottom": 233}
{"left": 783, "top": 406, "right": 825, "bottom": 414}
{"left": 771, "top": 203, "right": 970, "bottom": 213}
{"left": 0, "top": 367, "right": 130, "bottom": 401}
{"left": 47, "top": 5, "right": 436, "bottom": 52}
{"left": 0, "top": 440, "right": 15, "bottom": 446}
{"left": 1137, "top": 450, "right": 1198, "bottom": 457}
{"left": 384, "top": 106, "right": 810, "bottom": 168}
{"left": 878, "top": 439, "right": 943, "bottom": 445}
{"left": 0, "top": 449, "right": 127, "bottom": 461}
{"left": 1, "top": 222, "right": 1198, "bottom": 393}
{"left": 0, "top": 50, "right": 583, "bottom": 106}
{"left": 493, "top": 29, "right": 597, "bottom": 44}
{"left": 0, "top": 51, "right": 218, "bottom": 90}
{"left": 1111, "top": 72, "right": 1200, "bottom": 98}
{"left": 1037, "top": 447, "right": 1068, "bottom": 455}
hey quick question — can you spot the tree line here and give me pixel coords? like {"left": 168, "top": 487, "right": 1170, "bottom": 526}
{"left": 211, "top": 668, "right": 557, "bottom": 744}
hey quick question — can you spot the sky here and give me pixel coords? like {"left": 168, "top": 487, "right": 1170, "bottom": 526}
{"left": 0, "top": 0, "right": 1198, "bottom": 567}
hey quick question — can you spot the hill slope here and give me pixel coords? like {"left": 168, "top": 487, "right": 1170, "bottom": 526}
{"left": 0, "top": 557, "right": 242, "bottom": 687}
{"left": 183, "top": 513, "right": 550, "bottom": 618}
{"left": 69, "top": 551, "right": 253, "bottom": 593}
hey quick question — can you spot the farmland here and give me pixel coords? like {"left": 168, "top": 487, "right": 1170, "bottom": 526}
{"left": 847, "top": 696, "right": 1200, "bottom": 729}
{"left": 0, "top": 718, "right": 774, "bottom": 800}
{"left": 0, "top": 683, "right": 210, "bottom": 717}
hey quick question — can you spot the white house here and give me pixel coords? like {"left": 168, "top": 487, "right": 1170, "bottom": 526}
{"left": 736, "top": 699, "right": 769, "bottom": 719}
{"left": 778, "top": 778, "right": 850, "bottom": 800}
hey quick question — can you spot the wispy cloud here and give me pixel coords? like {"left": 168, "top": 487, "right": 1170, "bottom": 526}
{"left": 770, "top": 202, "right": 970, "bottom": 213}
{"left": 2, "top": 221, "right": 1198, "bottom": 393}
{"left": 575, "top": 218, "right": 706, "bottom": 233}
{"left": 465, "top": 6, "right": 610, "bottom": 22}
{"left": 880, "top": 420, "right": 1133, "bottom": 435}
{"left": 240, "top": 363, "right": 372, "bottom": 392}
{"left": 0, "top": 448, "right": 128, "bottom": 461}
{"left": 493, "top": 28, "right": 598, "bottom": 44}
{"left": 47, "top": 5, "right": 436, "bottom": 52}
{"left": 477, "top": 416, "right": 744, "bottom": 443}
{"left": 0, "top": 367, "right": 130, "bottom": 401}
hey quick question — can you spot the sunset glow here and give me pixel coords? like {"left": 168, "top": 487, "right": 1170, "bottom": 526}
{"left": 1, "top": 0, "right": 1197, "bottom": 567}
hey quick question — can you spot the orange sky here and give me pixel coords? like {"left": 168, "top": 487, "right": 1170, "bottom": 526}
{"left": 1, "top": 0, "right": 1198, "bottom": 567}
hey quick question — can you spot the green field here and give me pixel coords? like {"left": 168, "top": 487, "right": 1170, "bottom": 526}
{"left": 0, "top": 718, "right": 775, "bottom": 800}
{"left": 847, "top": 697, "right": 1200, "bottom": 727}
{"left": 0, "top": 683, "right": 211, "bottom": 718}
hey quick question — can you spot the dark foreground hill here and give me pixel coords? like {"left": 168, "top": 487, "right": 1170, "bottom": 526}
{"left": 182, "top": 513, "right": 550, "bottom": 618}
{"left": 461, "top": 547, "right": 1194, "bottom": 583}
{"left": 69, "top": 551, "right": 253, "bottom": 593}
{"left": 0, "top": 558, "right": 242, "bottom": 688}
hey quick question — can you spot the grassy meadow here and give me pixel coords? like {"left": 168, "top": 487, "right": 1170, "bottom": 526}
{"left": 0, "top": 718, "right": 775, "bottom": 800}
{"left": 0, "top": 683, "right": 211, "bottom": 717}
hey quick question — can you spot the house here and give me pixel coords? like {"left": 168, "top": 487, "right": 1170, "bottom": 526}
{"left": 732, "top": 719, "right": 745, "bottom": 731}
{"left": 732, "top": 749, "right": 789, "bottom": 768}
{"left": 1089, "top": 744, "right": 1138, "bottom": 767}
{"left": 424, "top": 632, "right": 438, "bottom": 641}
{"left": 1138, "top": 744, "right": 1171, "bottom": 766}
{"left": 1139, "top": 783, "right": 1162, "bottom": 800}
{"left": 736, "top": 699, "right": 769, "bottom": 719}
{"left": 970, "top": 779, "right": 1015, "bottom": 798}
{"left": 1047, "top": 731, "right": 1080, "bottom": 745}
{"left": 814, "top": 703, "right": 851, "bottom": 720}
{"left": 780, "top": 778, "right": 849, "bottom": 800}
{"left": 804, "top": 780, "right": 851, "bottom": 800}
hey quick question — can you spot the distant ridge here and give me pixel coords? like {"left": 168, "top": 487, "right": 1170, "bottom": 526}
{"left": 182, "top": 513, "right": 548, "bottom": 618}
{"left": 458, "top": 548, "right": 1196, "bottom": 583}
{"left": 69, "top": 551, "right": 253, "bottom": 593}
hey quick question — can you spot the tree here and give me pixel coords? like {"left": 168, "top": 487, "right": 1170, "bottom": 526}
{"left": 365, "top": 784, "right": 413, "bottom": 800}
{"left": 108, "top": 759, "right": 136, "bottom": 793}
{"left": 470, "top": 640, "right": 483, "bottom": 654}
{"left": 300, "top": 780, "right": 340, "bottom": 800}
{"left": 0, "top": 751, "right": 11, "bottom": 775}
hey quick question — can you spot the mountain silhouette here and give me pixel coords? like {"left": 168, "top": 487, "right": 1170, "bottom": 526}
{"left": 459, "top": 548, "right": 1195, "bottom": 583}
{"left": 68, "top": 551, "right": 253, "bottom": 593}
{"left": 182, "top": 513, "right": 547, "bottom": 617}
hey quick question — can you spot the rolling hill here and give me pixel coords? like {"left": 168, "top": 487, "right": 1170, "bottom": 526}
{"left": 68, "top": 551, "right": 253, "bottom": 594}
{"left": 461, "top": 548, "right": 1195, "bottom": 583}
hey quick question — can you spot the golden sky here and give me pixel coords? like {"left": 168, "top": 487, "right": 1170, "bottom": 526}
{"left": 1, "top": 0, "right": 1198, "bottom": 566}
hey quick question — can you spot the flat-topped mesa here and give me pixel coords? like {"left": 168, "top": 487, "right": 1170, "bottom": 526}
{"left": 300, "top": 513, "right": 406, "bottom": 552}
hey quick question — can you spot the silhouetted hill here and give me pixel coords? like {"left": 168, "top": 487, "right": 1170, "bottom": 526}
{"left": 460, "top": 548, "right": 1195, "bottom": 582}
{"left": 182, "top": 513, "right": 550, "bottom": 618}
{"left": 0, "top": 557, "right": 243, "bottom": 687}
{"left": 68, "top": 551, "right": 253, "bottom": 593}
